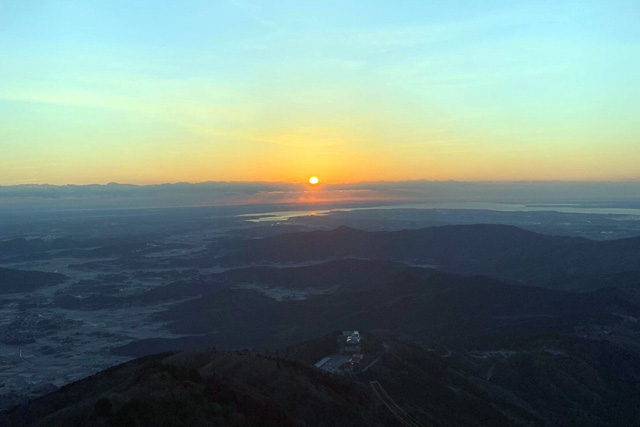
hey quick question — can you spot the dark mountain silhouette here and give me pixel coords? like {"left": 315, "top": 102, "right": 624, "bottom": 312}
{"left": 215, "top": 258, "right": 430, "bottom": 291}
{"left": 106, "top": 258, "right": 640, "bottom": 426}
{"left": 112, "top": 259, "right": 640, "bottom": 356}
{"left": 0, "top": 349, "right": 392, "bottom": 427}
{"left": 6, "top": 224, "right": 640, "bottom": 426}
{"left": 0, "top": 267, "right": 67, "bottom": 293}
{"left": 7, "top": 331, "right": 640, "bottom": 427}
{"left": 219, "top": 224, "right": 640, "bottom": 290}
{"left": 285, "top": 331, "right": 640, "bottom": 427}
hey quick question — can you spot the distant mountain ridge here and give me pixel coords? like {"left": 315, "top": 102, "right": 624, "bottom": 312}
{"left": 220, "top": 224, "right": 640, "bottom": 290}
{"left": 112, "top": 258, "right": 640, "bottom": 356}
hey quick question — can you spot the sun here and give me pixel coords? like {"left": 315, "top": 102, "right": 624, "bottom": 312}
{"left": 309, "top": 176, "right": 319, "bottom": 185}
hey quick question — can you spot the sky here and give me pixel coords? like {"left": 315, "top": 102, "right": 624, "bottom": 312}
{"left": 1, "top": 0, "right": 639, "bottom": 185}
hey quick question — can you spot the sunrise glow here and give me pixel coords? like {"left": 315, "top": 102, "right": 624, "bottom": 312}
{"left": 1, "top": 1, "right": 638, "bottom": 185}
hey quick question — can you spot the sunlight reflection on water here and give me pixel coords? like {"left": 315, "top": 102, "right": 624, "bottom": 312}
{"left": 240, "top": 202, "right": 640, "bottom": 222}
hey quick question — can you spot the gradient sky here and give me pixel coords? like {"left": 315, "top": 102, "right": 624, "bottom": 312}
{"left": 1, "top": 0, "right": 639, "bottom": 185}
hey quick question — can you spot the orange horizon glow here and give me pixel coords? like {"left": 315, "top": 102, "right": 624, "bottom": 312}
{"left": 2, "top": 2, "right": 639, "bottom": 186}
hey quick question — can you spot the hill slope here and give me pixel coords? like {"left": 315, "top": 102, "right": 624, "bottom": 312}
{"left": 1, "top": 349, "right": 391, "bottom": 427}
{"left": 8, "top": 330, "right": 640, "bottom": 427}
{"left": 126, "top": 259, "right": 639, "bottom": 349}
{"left": 0, "top": 267, "right": 67, "bottom": 293}
{"left": 219, "top": 224, "right": 640, "bottom": 290}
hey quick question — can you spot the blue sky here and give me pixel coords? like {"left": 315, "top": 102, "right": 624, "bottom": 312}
{"left": 1, "top": 0, "right": 639, "bottom": 184}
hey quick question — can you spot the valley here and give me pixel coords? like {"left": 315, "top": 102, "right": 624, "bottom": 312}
{"left": 1, "top": 205, "right": 640, "bottom": 425}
